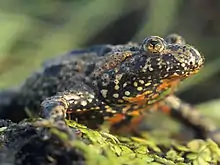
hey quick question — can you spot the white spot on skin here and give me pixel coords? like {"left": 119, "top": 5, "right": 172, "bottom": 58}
{"left": 149, "top": 67, "right": 154, "bottom": 71}
{"left": 101, "top": 89, "right": 108, "bottom": 98}
{"left": 104, "top": 116, "right": 110, "bottom": 120}
{"left": 145, "top": 82, "right": 151, "bottom": 87}
{"left": 113, "top": 93, "right": 119, "bottom": 98}
{"left": 139, "top": 80, "right": 144, "bottom": 84}
{"left": 105, "top": 105, "right": 110, "bottom": 109}
{"left": 181, "top": 63, "right": 186, "bottom": 67}
{"left": 173, "top": 72, "right": 179, "bottom": 76}
{"left": 102, "top": 81, "right": 108, "bottom": 86}
{"left": 137, "top": 87, "right": 143, "bottom": 91}
{"left": 116, "top": 74, "right": 123, "bottom": 80}
{"left": 142, "top": 69, "right": 147, "bottom": 73}
{"left": 166, "top": 68, "right": 170, "bottom": 72}
{"left": 125, "top": 91, "right": 130, "bottom": 96}
{"left": 64, "top": 95, "right": 80, "bottom": 100}
{"left": 69, "top": 100, "right": 74, "bottom": 104}
{"left": 133, "top": 82, "right": 138, "bottom": 87}
{"left": 89, "top": 94, "right": 95, "bottom": 99}
{"left": 123, "top": 82, "right": 128, "bottom": 87}
{"left": 118, "top": 99, "right": 124, "bottom": 103}
{"left": 114, "top": 79, "right": 119, "bottom": 84}
{"left": 106, "top": 108, "right": 113, "bottom": 112}
{"left": 114, "top": 85, "right": 120, "bottom": 90}
{"left": 81, "top": 100, "right": 87, "bottom": 106}
{"left": 110, "top": 110, "right": 117, "bottom": 113}
{"left": 88, "top": 98, "right": 93, "bottom": 103}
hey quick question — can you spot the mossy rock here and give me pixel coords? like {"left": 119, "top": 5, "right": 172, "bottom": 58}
{"left": 0, "top": 119, "right": 220, "bottom": 165}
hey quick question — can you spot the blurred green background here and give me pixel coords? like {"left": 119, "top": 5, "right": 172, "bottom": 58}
{"left": 0, "top": 0, "right": 220, "bottom": 108}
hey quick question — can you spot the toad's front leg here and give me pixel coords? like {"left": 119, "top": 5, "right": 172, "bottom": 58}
{"left": 40, "top": 84, "right": 111, "bottom": 128}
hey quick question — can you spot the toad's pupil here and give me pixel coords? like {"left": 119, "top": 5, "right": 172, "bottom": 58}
{"left": 149, "top": 40, "right": 160, "bottom": 47}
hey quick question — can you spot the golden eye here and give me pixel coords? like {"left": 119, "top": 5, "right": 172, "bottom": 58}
{"left": 165, "top": 33, "right": 186, "bottom": 44}
{"left": 141, "top": 36, "right": 166, "bottom": 53}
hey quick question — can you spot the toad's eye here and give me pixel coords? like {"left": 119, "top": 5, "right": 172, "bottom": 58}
{"left": 165, "top": 33, "right": 186, "bottom": 44}
{"left": 141, "top": 36, "right": 166, "bottom": 53}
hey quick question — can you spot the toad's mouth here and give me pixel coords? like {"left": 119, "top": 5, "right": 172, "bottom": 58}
{"left": 168, "top": 63, "right": 204, "bottom": 80}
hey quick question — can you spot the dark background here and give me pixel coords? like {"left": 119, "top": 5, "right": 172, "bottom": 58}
{"left": 0, "top": 0, "right": 220, "bottom": 112}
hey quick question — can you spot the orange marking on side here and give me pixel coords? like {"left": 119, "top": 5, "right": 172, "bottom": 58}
{"left": 124, "top": 95, "right": 146, "bottom": 104}
{"left": 108, "top": 108, "right": 146, "bottom": 126}
{"left": 125, "top": 79, "right": 180, "bottom": 106}
{"left": 127, "top": 110, "right": 141, "bottom": 116}
{"left": 151, "top": 93, "right": 159, "bottom": 99}
{"left": 124, "top": 91, "right": 153, "bottom": 105}
{"left": 122, "top": 104, "right": 131, "bottom": 113}
{"left": 157, "top": 78, "right": 180, "bottom": 92}
{"left": 108, "top": 114, "right": 125, "bottom": 124}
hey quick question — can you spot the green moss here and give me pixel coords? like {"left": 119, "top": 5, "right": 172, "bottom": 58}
{"left": 62, "top": 120, "right": 220, "bottom": 164}
{"left": 1, "top": 119, "right": 220, "bottom": 164}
